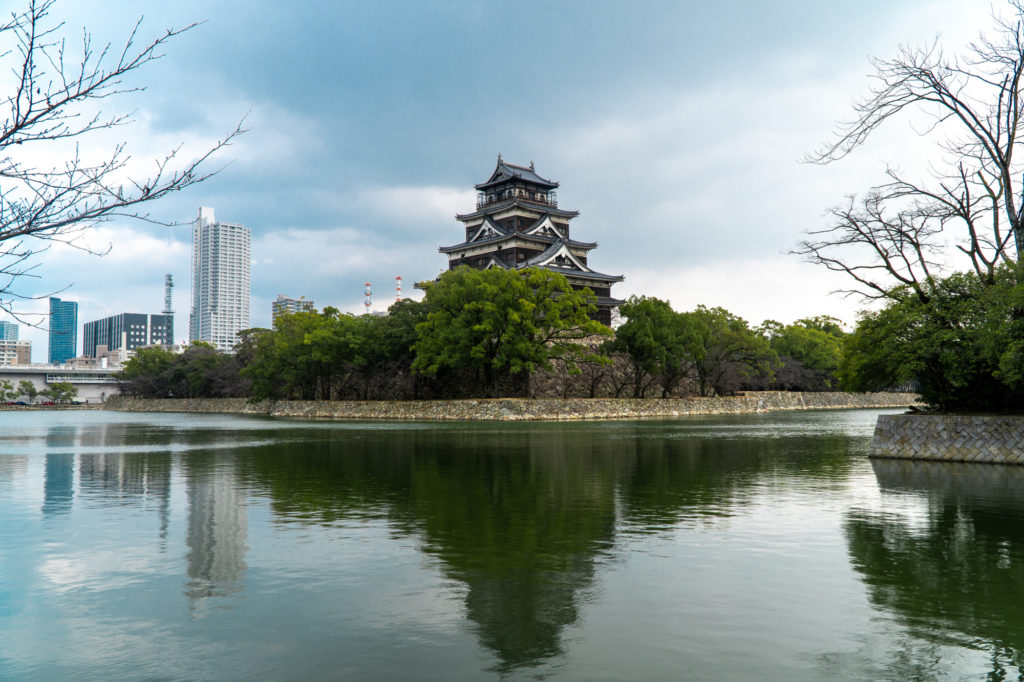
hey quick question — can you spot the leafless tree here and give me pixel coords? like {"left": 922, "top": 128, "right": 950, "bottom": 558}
{"left": 0, "top": 0, "right": 244, "bottom": 319}
{"left": 796, "top": 1, "right": 1024, "bottom": 302}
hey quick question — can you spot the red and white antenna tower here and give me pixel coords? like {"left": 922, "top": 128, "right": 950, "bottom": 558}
{"left": 395, "top": 275, "right": 402, "bottom": 302}
{"left": 364, "top": 282, "right": 372, "bottom": 313}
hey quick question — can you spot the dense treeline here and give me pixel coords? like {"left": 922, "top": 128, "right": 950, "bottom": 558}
{"left": 118, "top": 267, "right": 853, "bottom": 400}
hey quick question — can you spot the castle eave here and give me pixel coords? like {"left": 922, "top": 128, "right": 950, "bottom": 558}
{"left": 456, "top": 198, "right": 579, "bottom": 221}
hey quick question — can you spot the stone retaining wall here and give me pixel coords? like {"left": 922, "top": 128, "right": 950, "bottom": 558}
{"left": 870, "top": 414, "right": 1024, "bottom": 464}
{"left": 104, "top": 391, "right": 917, "bottom": 422}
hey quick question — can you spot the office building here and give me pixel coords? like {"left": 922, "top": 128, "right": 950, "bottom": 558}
{"left": 0, "top": 321, "right": 18, "bottom": 340}
{"left": 48, "top": 297, "right": 78, "bottom": 364}
{"left": 272, "top": 295, "right": 315, "bottom": 324}
{"left": 189, "top": 207, "right": 251, "bottom": 353}
{"left": 83, "top": 313, "right": 174, "bottom": 358}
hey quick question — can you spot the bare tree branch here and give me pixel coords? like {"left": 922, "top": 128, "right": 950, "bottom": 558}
{"left": 800, "top": 2, "right": 1024, "bottom": 292}
{"left": 0, "top": 0, "right": 246, "bottom": 322}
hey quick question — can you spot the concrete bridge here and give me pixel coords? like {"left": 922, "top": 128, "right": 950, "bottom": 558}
{"left": 0, "top": 364, "right": 120, "bottom": 403}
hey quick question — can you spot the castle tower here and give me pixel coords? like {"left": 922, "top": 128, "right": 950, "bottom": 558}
{"left": 439, "top": 157, "right": 623, "bottom": 325}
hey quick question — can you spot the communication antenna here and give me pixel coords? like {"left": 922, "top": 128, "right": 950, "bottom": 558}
{"left": 364, "top": 282, "right": 372, "bottom": 313}
{"left": 163, "top": 274, "right": 174, "bottom": 314}
{"left": 395, "top": 275, "right": 402, "bottom": 302}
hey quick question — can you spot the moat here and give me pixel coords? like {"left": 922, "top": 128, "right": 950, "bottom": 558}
{"left": 2, "top": 408, "right": 1022, "bottom": 680}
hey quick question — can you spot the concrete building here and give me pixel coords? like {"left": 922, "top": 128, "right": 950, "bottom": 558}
{"left": 48, "top": 297, "right": 78, "bottom": 364}
{"left": 0, "top": 321, "right": 18, "bottom": 340}
{"left": 0, "top": 364, "right": 118, "bottom": 403}
{"left": 0, "top": 339, "right": 30, "bottom": 366}
{"left": 271, "top": 295, "right": 315, "bottom": 325}
{"left": 189, "top": 207, "right": 251, "bottom": 353}
{"left": 83, "top": 313, "right": 174, "bottom": 358}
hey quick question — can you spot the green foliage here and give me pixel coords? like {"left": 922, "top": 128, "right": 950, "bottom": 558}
{"left": 413, "top": 267, "right": 611, "bottom": 397}
{"left": 243, "top": 308, "right": 365, "bottom": 400}
{"left": 0, "top": 379, "right": 17, "bottom": 401}
{"left": 17, "top": 380, "right": 37, "bottom": 402}
{"left": 610, "top": 299, "right": 779, "bottom": 397}
{"left": 42, "top": 381, "right": 77, "bottom": 404}
{"left": 242, "top": 300, "right": 430, "bottom": 401}
{"left": 684, "top": 306, "right": 779, "bottom": 396}
{"left": 840, "top": 267, "right": 1024, "bottom": 410}
{"left": 118, "top": 343, "right": 248, "bottom": 399}
{"left": 610, "top": 296, "right": 698, "bottom": 397}
{"left": 760, "top": 316, "right": 845, "bottom": 390}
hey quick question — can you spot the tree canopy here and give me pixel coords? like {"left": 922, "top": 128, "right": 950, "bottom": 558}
{"left": 413, "top": 267, "right": 611, "bottom": 397}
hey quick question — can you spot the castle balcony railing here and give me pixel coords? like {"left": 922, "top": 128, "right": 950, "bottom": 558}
{"left": 477, "top": 189, "right": 557, "bottom": 210}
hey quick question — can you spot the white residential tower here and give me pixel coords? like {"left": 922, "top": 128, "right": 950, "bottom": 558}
{"left": 190, "top": 207, "right": 251, "bottom": 353}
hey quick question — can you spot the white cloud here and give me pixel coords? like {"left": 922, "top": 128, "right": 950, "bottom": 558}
{"left": 355, "top": 185, "right": 476, "bottom": 234}
{"left": 621, "top": 256, "right": 874, "bottom": 329}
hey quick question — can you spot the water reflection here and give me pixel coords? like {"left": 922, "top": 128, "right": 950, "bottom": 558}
{"left": 239, "top": 421, "right": 861, "bottom": 673}
{"left": 848, "top": 459, "right": 1024, "bottom": 676}
{"left": 184, "top": 455, "right": 248, "bottom": 608}
{"left": 5, "top": 411, "right": 911, "bottom": 679}
{"left": 42, "top": 453, "right": 74, "bottom": 516}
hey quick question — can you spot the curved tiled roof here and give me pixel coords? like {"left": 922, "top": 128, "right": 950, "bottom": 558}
{"left": 439, "top": 231, "right": 597, "bottom": 254}
{"left": 475, "top": 158, "right": 558, "bottom": 190}
{"left": 456, "top": 197, "right": 579, "bottom": 221}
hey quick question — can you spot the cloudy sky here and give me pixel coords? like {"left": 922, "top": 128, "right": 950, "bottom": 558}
{"left": 3, "top": 0, "right": 992, "bottom": 361}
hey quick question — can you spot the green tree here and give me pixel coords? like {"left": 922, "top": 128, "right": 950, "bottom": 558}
{"left": 610, "top": 296, "right": 697, "bottom": 398}
{"left": 43, "top": 381, "right": 77, "bottom": 404}
{"left": 17, "top": 380, "right": 37, "bottom": 403}
{"left": 0, "top": 379, "right": 17, "bottom": 401}
{"left": 243, "top": 308, "right": 367, "bottom": 400}
{"left": 761, "top": 317, "right": 845, "bottom": 391}
{"left": 413, "top": 267, "right": 611, "bottom": 397}
{"left": 118, "top": 346, "right": 177, "bottom": 397}
{"left": 118, "top": 343, "right": 249, "bottom": 399}
{"left": 839, "top": 267, "right": 1024, "bottom": 410}
{"left": 685, "top": 306, "right": 778, "bottom": 397}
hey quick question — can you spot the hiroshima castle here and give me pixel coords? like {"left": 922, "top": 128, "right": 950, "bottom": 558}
{"left": 440, "top": 157, "right": 624, "bottom": 325}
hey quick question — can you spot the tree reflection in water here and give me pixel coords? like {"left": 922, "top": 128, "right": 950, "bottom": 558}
{"left": 848, "top": 459, "right": 1024, "bottom": 677}
{"left": 240, "top": 421, "right": 859, "bottom": 674}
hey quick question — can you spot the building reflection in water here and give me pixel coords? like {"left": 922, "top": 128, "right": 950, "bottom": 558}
{"left": 75, "top": 422, "right": 173, "bottom": 545}
{"left": 43, "top": 453, "right": 75, "bottom": 516}
{"left": 0, "top": 454, "right": 28, "bottom": 491}
{"left": 184, "top": 457, "right": 248, "bottom": 610}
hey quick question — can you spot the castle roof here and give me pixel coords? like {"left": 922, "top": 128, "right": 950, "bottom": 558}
{"left": 439, "top": 230, "right": 597, "bottom": 254}
{"left": 521, "top": 239, "right": 624, "bottom": 283}
{"left": 475, "top": 157, "right": 559, "bottom": 191}
{"left": 456, "top": 197, "right": 579, "bottom": 222}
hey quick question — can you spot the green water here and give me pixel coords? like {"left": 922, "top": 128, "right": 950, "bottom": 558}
{"left": 0, "top": 408, "right": 1021, "bottom": 680}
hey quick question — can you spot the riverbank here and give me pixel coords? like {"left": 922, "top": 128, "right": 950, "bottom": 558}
{"left": 871, "top": 413, "right": 1024, "bottom": 464}
{"left": 103, "top": 391, "right": 918, "bottom": 421}
{"left": 0, "top": 403, "right": 100, "bottom": 411}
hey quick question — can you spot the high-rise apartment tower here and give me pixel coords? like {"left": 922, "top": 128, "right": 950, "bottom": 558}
{"left": 189, "top": 207, "right": 251, "bottom": 353}
{"left": 0, "top": 321, "right": 18, "bottom": 340}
